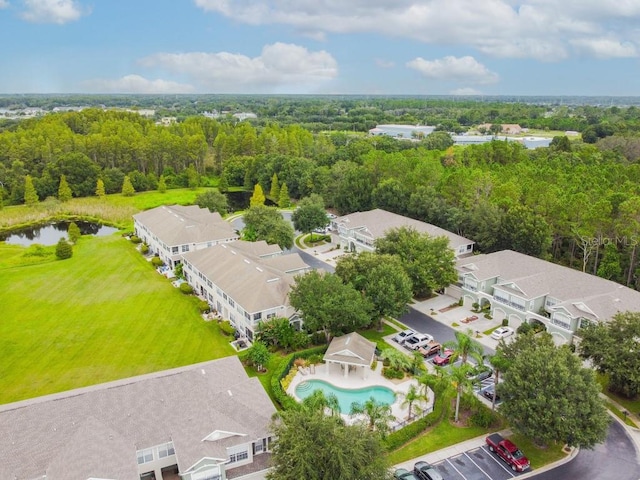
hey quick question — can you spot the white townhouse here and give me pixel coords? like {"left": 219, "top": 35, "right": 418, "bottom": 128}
{"left": 133, "top": 205, "right": 239, "bottom": 268}
{"left": 333, "top": 209, "right": 474, "bottom": 258}
{"left": 182, "top": 240, "right": 311, "bottom": 341}
{"left": 447, "top": 250, "right": 640, "bottom": 344}
{"left": 0, "top": 356, "right": 276, "bottom": 480}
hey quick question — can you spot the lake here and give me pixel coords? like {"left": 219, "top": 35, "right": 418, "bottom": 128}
{"left": 1, "top": 221, "right": 119, "bottom": 246}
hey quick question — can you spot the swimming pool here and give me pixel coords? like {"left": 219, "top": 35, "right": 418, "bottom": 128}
{"left": 295, "top": 379, "right": 396, "bottom": 413}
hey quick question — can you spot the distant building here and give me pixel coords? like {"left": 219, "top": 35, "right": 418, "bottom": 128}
{"left": 368, "top": 124, "right": 436, "bottom": 139}
{"left": 333, "top": 208, "right": 474, "bottom": 257}
{"left": 0, "top": 356, "right": 275, "bottom": 480}
{"left": 451, "top": 134, "right": 552, "bottom": 149}
{"left": 233, "top": 112, "right": 257, "bottom": 121}
{"left": 182, "top": 240, "right": 311, "bottom": 340}
{"left": 477, "top": 123, "right": 523, "bottom": 134}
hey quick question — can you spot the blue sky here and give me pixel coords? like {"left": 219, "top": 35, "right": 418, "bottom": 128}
{"left": 1, "top": 0, "right": 639, "bottom": 95}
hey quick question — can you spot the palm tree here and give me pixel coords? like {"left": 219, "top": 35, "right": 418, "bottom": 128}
{"left": 302, "top": 390, "right": 341, "bottom": 417}
{"left": 400, "top": 384, "right": 427, "bottom": 420}
{"left": 350, "top": 396, "right": 395, "bottom": 436}
{"left": 446, "top": 364, "right": 474, "bottom": 422}
{"left": 487, "top": 350, "right": 511, "bottom": 410}
{"left": 380, "top": 348, "right": 411, "bottom": 373}
{"left": 445, "top": 329, "right": 484, "bottom": 365}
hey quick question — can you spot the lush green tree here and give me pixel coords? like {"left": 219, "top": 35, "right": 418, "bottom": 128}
{"left": 579, "top": 311, "right": 640, "bottom": 398}
{"left": 269, "top": 172, "right": 280, "bottom": 199}
{"left": 596, "top": 243, "right": 622, "bottom": 281}
{"left": 242, "top": 205, "right": 294, "bottom": 249}
{"left": 267, "top": 406, "right": 390, "bottom": 480}
{"left": 278, "top": 182, "right": 290, "bottom": 208}
{"left": 336, "top": 252, "right": 412, "bottom": 329}
{"left": 56, "top": 152, "right": 100, "bottom": 197}
{"left": 350, "top": 396, "right": 395, "bottom": 436}
{"left": 250, "top": 183, "right": 266, "bottom": 207}
{"left": 289, "top": 270, "right": 373, "bottom": 343}
{"left": 401, "top": 383, "right": 427, "bottom": 420}
{"left": 195, "top": 189, "right": 228, "bottom": 216}
{"left": 498, "top": 333, "right": 609, "bottom": 448}
{"left": 374, "top": 226, "right": 458, "bottom": 298}
{"left": 55, "top": 237, "right": 73, "bottom": 259}
{"left": 24, "top": 175, "right": 39, "bottom": 206}
{"left": 95, "top": 178, "right": 106, "bottom": 197}
{"left": 445, "top": 329, "right": 484, "bottom": 365}
{"left": 217, "top": 174, "right": 228, "bottom": 193}
{"left": 442, "top": 363, "right": 474, "bottom": 423}
{"left": 121, "top": 175, "right": 135, "bottom": 197}
{"left": 245, "top": 341, "right": 271, "bottom": 372}
{"left": 423, "top": 131, "right": 454, "bottom": 150}
{"left": 487, "top": 350, "right": 511, "bottom": 411}
{"left": 292, "top": 194, "right": 328, "bottom": 236}
{"left": 496, "top": 205, "right": 551, "bottom": 256}
{"left": 256, "top": 317, "right": 309, "bottom": 352}
{"left": 157, "top": 175, "right": 167, "bottom": 193}
{"left": 68, "top": 222, "right": 81, "bottom": 244}
{"left": 379, "top": 348, "right": 411, "bottom": 372}
{"left": 57, "top": 175, "right": 72, "bottom": 202}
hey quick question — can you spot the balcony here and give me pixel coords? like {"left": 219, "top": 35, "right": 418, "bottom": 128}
{"left": 493, "top": 296, "right": 526, "bottom": 311}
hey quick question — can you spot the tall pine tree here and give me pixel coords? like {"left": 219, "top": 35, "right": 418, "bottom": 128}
{"left": 24, "top": 175, "right": 38, "bottom": 206}
{"left": 95, "top": 178, "right": 106, "bottom": 197}
{"left": 278, "top": 182, "right": 290, "bottom": 208}
{"left": 121, "top": 175, "right": 135, "bottom": 197}
{"left": 250, "top": 183, "right": 266, "bottom": 207}
{"left": 270, "top": 173, "right": 280, "bottom": 200}
{"left": 58, "top": 175, "right": 72, "bottom": 202}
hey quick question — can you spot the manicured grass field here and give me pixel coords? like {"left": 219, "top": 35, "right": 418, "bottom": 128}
{"left": 0, "top": 232, "right": 235, "bottom": 404}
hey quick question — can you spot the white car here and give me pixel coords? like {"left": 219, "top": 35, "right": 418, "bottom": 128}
{"left": 491, "top": 326, "right": 515, "bottom": 340}
{"left": 404, "top": 333, "right": 435, "bottom": 350}
{"left": 392, "top": 329, "right": 415, "bottom": 344}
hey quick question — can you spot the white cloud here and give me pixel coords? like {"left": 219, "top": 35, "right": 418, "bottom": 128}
{"left": 570, "top": 37, "right": 637, "bottom": 58}
{"left": 139, "top": 42, "right": 337, "bottom": 93}
{"left": 375, "top": 58, "right": 395, "bottom": 69}
{"left": 450, "top": 87, "right": 481, "bottom": 95}
{"left": 407, "top": 56, "right": 499, "bottom": 85}
{"left": 0, "top": 0, "right": 10, "bottom": 9}
{"left": 20, "top": 0, "right": 86, "bottom": 24}
{"left": 82, "top": 75, "right": 195, "bottom": 94}
{"left": 193, "top": 0, "right": 640, "bottom": 60}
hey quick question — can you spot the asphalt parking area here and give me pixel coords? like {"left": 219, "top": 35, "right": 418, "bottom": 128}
{"left": 428, "top": 446, "right": 530, "bottom": 480}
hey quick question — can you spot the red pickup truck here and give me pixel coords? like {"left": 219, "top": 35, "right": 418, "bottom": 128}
{"left": 486, "top": 433, "right": 530, "bottom": 472}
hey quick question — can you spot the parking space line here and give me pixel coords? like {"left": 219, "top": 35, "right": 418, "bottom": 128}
{"left": 463, "top": 451, "right": 494, "bottom": 479}
{"left": 444, "top": 457, "right": 469, "bottom": 480}
{"left": 481, "top": 446, "right": 517, "bottom": 476}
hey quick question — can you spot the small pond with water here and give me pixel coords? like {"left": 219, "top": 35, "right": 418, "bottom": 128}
{"left": 0, "top": 221, "right": 119, "bottom": 246}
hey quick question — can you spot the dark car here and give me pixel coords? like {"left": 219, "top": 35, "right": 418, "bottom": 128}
{"left": 483, "top": 386, "right": 501, "bottom": 402}
{"left": 414, "top": 461, "right": 444, "bottom": 480}
{"left": 433, "top": 348, "right": 454, "bottom": 366}
{"left": 394, "top": 468, "right": 420, "bottom": 480}
{"left": 468, "top": 365, "right": 493, "bottom": 382}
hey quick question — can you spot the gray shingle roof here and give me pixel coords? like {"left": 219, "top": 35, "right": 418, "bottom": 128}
{"left": 336, "top": 209, "right": 473, "bottom": 250}
{"left": 323, "top": 332, "right": 376, "bottom": 367}
{"left": 182, "top": 241, "right": 310, "bottom": 314}
{"left": 0, "top": 356, "right": 276, "bottom": 480}
{"left": 133, "top": 205, "right": 238, "bottom": 246}
{"left": 458, "top": 250, "right": 640, "bottom": 320}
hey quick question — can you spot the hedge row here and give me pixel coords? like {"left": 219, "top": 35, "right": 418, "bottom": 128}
{"left": 384, "top": 390, "right": 448, "bottom": 451}
{"left": 270, "top": 345, "right": 328, "bottom": 410}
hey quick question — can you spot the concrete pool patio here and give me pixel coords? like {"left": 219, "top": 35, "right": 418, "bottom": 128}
{"left": 287, "top": 361, "right": 434, "bottom": 429}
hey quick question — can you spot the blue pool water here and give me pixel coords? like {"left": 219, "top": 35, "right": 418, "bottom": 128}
{"left": 295, "top": 379, "right": 396, "bottom": 413}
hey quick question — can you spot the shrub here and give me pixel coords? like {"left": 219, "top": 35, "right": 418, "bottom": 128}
{"left": 68, "top": 222, "right": 81, "bottom": 243}
{"left": 130, "top": 235, "right": 142, "bottom": 244}
{"left": 371, "top": 359, "right": 378, "bottom": 371}
{"left": 293, "top": 358, "right": 308, "bottom": 368}
{"left": 55, "top": 237, "right": 73, "bottom": 260}
{"left": 270, "top": 345, "right": 328, "bottom": 410}
{"left": 218, "top": 320, "right": 235, "bottom": 336}
{"left": 471, "top": 302, "right": 479, "bottom": 312}
{"left": 470, "top": 407, "right": 499, "bottom": 428}
{"left": 140, "top": 244, "right": 149, "bottom": 254}
{"left": 382, "top": 367, "right": 404, "bottom": 379}
{"left": 517, "top": 322, "right": 533, "bottom": 335}
{"left": 197, "top": 300, "right": 210, "bottom": 313}
{"left": 151, "top": 257, "right": 164, "bottom": 267}
{"left": 306, "top": 354, "right": 324, "bottom": 365}
{"left": 179, "top": 282, "right": 193, "bottom": 294}
{"left": 384, "top": 393, "right": 446, "bottom": 450}
{"left": 309, "top": 331, "right": 326, "bottom": 345}
{"left": 502, "top": 318, "right": 509, "bottom": 326}
{"left": 484, "top": 313, "right": 493, "bottom": 319}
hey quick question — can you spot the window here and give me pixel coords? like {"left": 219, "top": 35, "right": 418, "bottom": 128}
{"left": 172, "top": 246, "right": 179, "bottom": 254}
{"left": 182, "top": 244, "right": 190, "bottom": 252}
{"left": 229, "top": 450, "right": 249, "bottom": 463}
{"left": 157, "top": 441, "right": 175, "bottom": 458}
{"left": 266, "top": 313, "right": 276, "bottom": 319}
{"left": 253, "top": 312, "right": 262, "bottom": 321}
{"left": 228, "top": 298, "right": 235, "bottom": 308}
{"left": 136, "top": 448, "right": 154, "bottom": 464}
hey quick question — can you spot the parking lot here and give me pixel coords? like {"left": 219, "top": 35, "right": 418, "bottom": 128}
{"left": 425, "top": 445, "right": 530, "bottom": 480}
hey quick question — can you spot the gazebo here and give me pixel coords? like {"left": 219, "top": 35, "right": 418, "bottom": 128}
{"left": 323, "top": 332, "right": 376, "bottom": 379}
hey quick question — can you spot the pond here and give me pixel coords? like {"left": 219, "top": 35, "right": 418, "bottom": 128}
{"left": 0, "top": 221, "right": 119, "bottom": 246}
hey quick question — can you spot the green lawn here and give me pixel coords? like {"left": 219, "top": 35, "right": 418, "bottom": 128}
{"left": 0, "top": 233, "right": 235, "bottom": 404}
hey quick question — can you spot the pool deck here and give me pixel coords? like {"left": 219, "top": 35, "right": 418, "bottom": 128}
{"left": 287, "top": 362, "right": 433, "bottom": 425}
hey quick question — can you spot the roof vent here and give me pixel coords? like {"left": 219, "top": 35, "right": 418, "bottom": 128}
{"left": 267, "top": 277, "right": 279, "bottom": 283}
{"left": 256, "top": 267, "right": 263, "bottom": 272}
{"left": 228, "top": 390, "right": 233, "bottom": 397}
{"left": 244, "top": 259, "right": 250, "bottom": 264}
{"left": 201, "top": 369, "right": 206, "bottom": 375}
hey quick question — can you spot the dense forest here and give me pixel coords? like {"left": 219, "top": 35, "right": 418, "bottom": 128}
{"left": 3, "top": 100, "right": 640, "bottom": 290}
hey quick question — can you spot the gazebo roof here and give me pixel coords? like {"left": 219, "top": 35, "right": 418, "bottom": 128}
{"left": 323, "top": 332, "right": 376, "bottom": 367}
